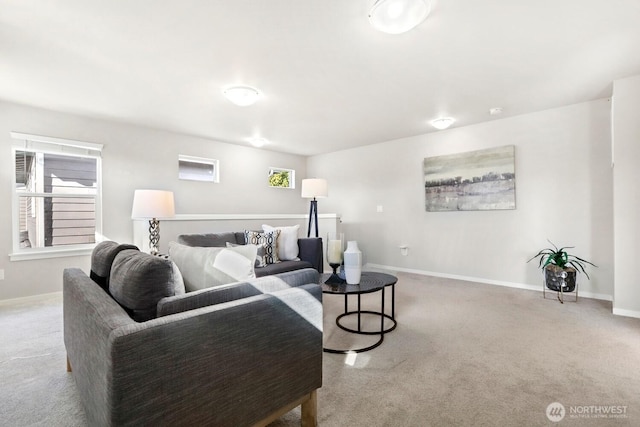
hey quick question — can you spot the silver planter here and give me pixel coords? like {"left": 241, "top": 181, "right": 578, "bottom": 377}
{"left": 545, "top": 265, "right": 576, "bottom": 292}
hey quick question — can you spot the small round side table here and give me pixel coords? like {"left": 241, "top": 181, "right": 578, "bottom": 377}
{"left": 321, "top": 271, "right": 397, "bottom": 354}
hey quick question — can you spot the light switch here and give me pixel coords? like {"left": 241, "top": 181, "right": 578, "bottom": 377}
{"left": 376, "top": 205, "right": 383, "bottom": 213}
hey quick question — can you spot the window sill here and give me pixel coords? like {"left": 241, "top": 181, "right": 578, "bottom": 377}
{"left": 9, "top": 246, "right": 94, "bottom": 261}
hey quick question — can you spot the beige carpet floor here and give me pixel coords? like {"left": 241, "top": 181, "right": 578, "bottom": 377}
{"left": 2, "top": 272, "right": 639, "bottom": 426}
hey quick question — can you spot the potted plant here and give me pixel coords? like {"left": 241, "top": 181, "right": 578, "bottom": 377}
{"left": 527, "top": 240, "right": 596, "bottom": 293}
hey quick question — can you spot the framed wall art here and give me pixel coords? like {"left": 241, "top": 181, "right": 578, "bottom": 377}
{"left": 423, "top": 145, "right": 516, "bottom": 211}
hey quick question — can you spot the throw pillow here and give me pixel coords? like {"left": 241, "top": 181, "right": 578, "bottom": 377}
{"left": 212, "top": 248, "right": 256, "bottom": 281}
{"left": 109, "top": 249, "right": 185, "bottom": 322}
{"left": 226, "top": 242, "right": 266, "bottom": 268}
{"left": 89, "top": 241, "right": 139, "bottom": 293}
{"left": 262, "top": 224, "right": 300, "bottom": 261}
{"left": 168, "top": 241, "right": 257, "bottom": 292}
{"left": 244, "top": 230, "right": 281, "bottom": 264}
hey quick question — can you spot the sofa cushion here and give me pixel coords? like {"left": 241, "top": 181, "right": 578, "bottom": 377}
{"left": 244, "top": 230, "right": 280, "bottom": 265}
{"left": 168, "top": 241, "right": 257, "bottom": 292}
{"left": 262, "top": 224, "right": 300, "bottom": 261}
{"left": 109, "top": 249, "right": 185, "bottom": 322}
{"left": 255, "top": 260, "right": 313, "bottom": 277}
{"left": 90, "top": 241, "right": 139, "bottom": 293}
{"left": 177, "top": 232, "right": 241, "bottom": 247}
{"left": 156, "top": 267, "right": 321, "bottom": 317}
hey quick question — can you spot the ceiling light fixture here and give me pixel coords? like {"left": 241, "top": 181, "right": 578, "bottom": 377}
{"left": 248, "top": 137, "right": 268, "bottom": 147}
{"left": 222, "top": 85, "right": 260, "bottom": 106}
{"left": 430, "top": 117, "right": 455, "bottom": 130}
{"left": 369, "top": 0, "right": 431, "bottom": 34}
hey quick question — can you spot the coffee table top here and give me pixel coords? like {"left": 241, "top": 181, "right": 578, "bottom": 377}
{"left": 320, "top": 271, "right": 397, "bottom": 295}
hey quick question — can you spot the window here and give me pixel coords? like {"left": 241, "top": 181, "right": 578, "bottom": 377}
{"left": 268, "top": 167, "right": 295, "bottom": 189}
{"left": 178, "top": 155, "right": 219, "bottom": 182}
{"left": 11, "top": 132, "right": 103, "bottom": 260}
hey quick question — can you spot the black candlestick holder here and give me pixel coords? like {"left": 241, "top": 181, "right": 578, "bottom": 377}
{"left": 324, "top": 262, "right": 346, "bottom": 284}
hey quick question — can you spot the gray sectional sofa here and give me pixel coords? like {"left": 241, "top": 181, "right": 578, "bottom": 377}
{"left": 63, "top": 241, "right": 323, "bottom": 426}
{"left": 177, "top": 231, "right": 324, "bottom": 276}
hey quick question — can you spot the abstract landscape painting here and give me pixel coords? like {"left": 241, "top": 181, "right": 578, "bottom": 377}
{"left": 423, "top": 145, "right": 516, "bottom": 211}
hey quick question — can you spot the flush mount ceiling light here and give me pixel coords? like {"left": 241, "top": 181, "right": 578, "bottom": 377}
{"left": 369, "top": 0, "right": 431, "bottom": 34}
{"left": 222, "top": 85, "right": 260, "bottom": 106}
{"left": 430, "top": 117, "right": 456, "bottom": 130}
{"left": 248, "top": 137, "right": 268, "bottom": 147}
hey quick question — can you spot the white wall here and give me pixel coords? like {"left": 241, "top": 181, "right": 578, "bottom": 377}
{"left": 612, "top": 75, "right": 640, "bottom": 317}
{"left": 308, "top": 99, "right": 614, "bottom": 299}
{"left": 0, "top": 97, "right": 621, "bottom": 305}
{"left": 0, "top": 100, "right": 309, "bottom": 300}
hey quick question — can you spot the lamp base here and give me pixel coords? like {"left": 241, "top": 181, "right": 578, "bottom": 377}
{"left": 307, "top": 199, "right": 319, "bottom": 238}
{"left": 148, "top": 218, "right": 160, "bottom": 255}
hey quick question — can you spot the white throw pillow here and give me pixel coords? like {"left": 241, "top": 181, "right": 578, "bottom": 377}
{"left": 212, "top": 248, "right": 256, "bottom": 281}
{"left": 168, "top": 241, "right": 257, "bottom": 292}
{"left": 262, "top": 224, "right": 300, "bottom": 261}
{"left": 226, "top": 242, "right": 265, "bottom": 268}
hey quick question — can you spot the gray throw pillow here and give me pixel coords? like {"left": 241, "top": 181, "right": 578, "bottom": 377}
{"left": 90, "top": 241, "right": 139, "bottom": 292}
{"left": 109, "top": 249, "right": 185, "bottom": 322}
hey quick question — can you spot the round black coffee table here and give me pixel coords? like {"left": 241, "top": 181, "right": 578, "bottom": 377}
{"left": 321, "top": 271, "right": 397, "bottom": 354}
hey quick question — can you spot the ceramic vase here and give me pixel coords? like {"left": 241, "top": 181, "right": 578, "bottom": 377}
{"left": 344, "top": 241, "right": 362, "bottom": 285}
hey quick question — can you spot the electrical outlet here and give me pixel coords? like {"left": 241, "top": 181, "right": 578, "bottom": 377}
{"left": 0, "top": 269, "right": 4, "bottom": 280}
{"left": 376, "top": 205, "right": 383, "bottom": 213}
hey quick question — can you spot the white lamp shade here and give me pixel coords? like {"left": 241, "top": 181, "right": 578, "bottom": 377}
{"left": 301, "top": 178, "right": 328, "bottom": 198}
{"left": 131, "top": 190, "right": 175, "bottom": 219}
{"left": 369, "top": 0, "right": 431, "bottom": 34}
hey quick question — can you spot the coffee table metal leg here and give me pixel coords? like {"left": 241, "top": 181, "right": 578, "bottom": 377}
{"left": 391, "top": 283, "right": 395, "bottom": 319}
{"left": 381, "top": 287, "right": 385, "bottom": 335}
{"left": 358, "top": 294, "right": 362, "bottom": 332}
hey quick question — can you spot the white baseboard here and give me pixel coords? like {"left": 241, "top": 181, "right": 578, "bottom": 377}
{"left": 365, "top": 263, "right": 613, "bottom": 302}
{"left": 612, "top": 308, "right": 640, "bottom": 319}
{"left": 0, "top": 291, "right": 62, "bottom": 306}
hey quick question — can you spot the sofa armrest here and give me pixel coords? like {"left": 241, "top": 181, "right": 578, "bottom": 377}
{"left": 109, "top": 284, "right": 323, "bottom": 426}
{"left": 63, "top": 268, "right": 137, "bottom": 424}
{"left": 298, "top": 237, "right": 323, "bottom": 273}
{"left": 157, "top": 268, "right": 319, "bottom": 317}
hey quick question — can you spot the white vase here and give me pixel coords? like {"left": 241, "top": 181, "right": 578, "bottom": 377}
{"left": 344, "top": 241, "right": 362, "bottom": 284}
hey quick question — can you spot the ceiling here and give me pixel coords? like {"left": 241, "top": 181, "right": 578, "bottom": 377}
{"left": 2, "top": 1, "right": 640, "bottom": 156}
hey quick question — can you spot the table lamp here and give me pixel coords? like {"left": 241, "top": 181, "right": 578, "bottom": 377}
{"left": 131, "top": 189, "right": 175, "bottom": 254}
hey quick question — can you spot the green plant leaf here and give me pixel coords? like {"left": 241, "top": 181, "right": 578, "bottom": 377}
{"left": 527, "top": 240, "right": 596, "bottom": 279}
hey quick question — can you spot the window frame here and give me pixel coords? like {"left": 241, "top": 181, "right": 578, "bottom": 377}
{"left": 178, "top": 154, "right": 220, "bottom": 183}
{"left": 10, "top": 132, "right": 103, "bottom": 261}
{"left": 268, "top": 167, "right": 295, "bottom": 189}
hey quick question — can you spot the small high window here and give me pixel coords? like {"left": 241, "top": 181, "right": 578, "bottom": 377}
{"left": 178, "top": 155, "right": 219, "bottom": 183}
{"left": 268, "top": 167, "right": 295, "bottom": 189}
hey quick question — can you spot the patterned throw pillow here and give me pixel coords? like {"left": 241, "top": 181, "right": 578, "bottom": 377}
{"left": 244, "top": 230, "right": 281, "bottom": 265}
